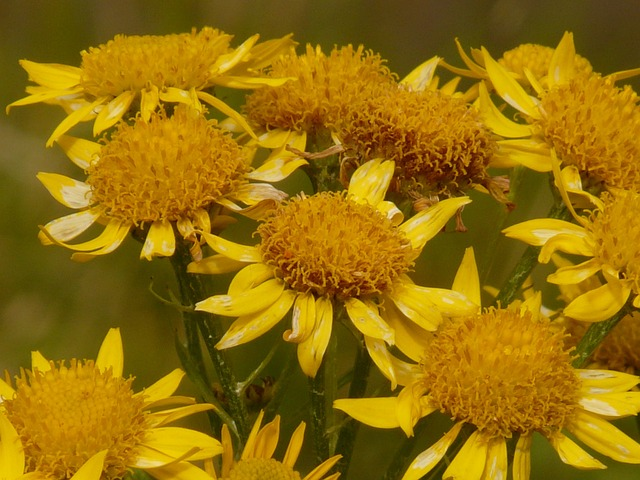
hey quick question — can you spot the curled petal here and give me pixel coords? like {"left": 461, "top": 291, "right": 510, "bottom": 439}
{"left": 402, "top": 423, "right": 464, "bottom": 480}
{"left": 38, "top": 206, "right": 102, "bottom": 245}
{"left": 297, "top": 296, "right": 333, "bottom": 377}
{"left": 197, "top": 278, "right": 285, "bottom": 317}
{"left": 563, "top": 281, "right": 630, "bottom": 322}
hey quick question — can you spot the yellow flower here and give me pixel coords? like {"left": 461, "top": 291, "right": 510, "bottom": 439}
{"left": 38, "top": 106, "right": 293, "bottom": 261}
{"left": 504, "top": 186, "right": 640, "bottom": 322}
{"left": 0, "top": 328, "right": 221, "bottom": 480}
{"left": 335, "top": 298, "right": 640, "bottom": 479}
{"left": 189, "top": 159, "right": 476, "bottom": 379}
{"left": 478, "top": 32, "right": 640, "bottom": 191}
{"left": 7, "top": 27, "right": 295, "bottom": 146}
{"left": 199, "top": 411, "right": 341, "bottom": 480}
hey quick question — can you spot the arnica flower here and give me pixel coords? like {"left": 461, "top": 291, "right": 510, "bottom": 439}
{"left": 201, "top": 410, "right": 341, "bottom": 480}
{"left": 7, "top": 27, "right": 295, "bottom": 146}
{"left": 335, "top": 75, "right": 502, "bottom": 205}
{"left": 38, "top": 106, "right": 291, "bottom": 261}
{"left": 442, "top": 32, "right": 593, "bottom": 91}
{"left": 189, "top": 159, "right": 476, "bottom": 379}
{"left": 478, "top": 33, "right": 640, "bottom": 191}
{"left": 335, "top": 297, "right": 640, "bottom": 479}
{"left": 0, "top": 328, "right": 221, "bottom": 480}
{"left": 241, "top": 44, "right": 397, "bottom": 152}
{"left": 504, "top": 187, "right": 640, "bottom": 322}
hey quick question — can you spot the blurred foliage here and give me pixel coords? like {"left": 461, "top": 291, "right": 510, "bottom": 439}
{"left": 1, "top": 1, "right": 640, "bottom": 478}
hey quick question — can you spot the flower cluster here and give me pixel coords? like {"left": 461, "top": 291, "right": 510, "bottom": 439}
{"left": 5, "top": 27, "right": 640, "bottom": 480}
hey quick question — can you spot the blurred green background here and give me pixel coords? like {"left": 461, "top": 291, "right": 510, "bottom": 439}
{"left": 1, "top": 1, "right": 640, "bottom": 478}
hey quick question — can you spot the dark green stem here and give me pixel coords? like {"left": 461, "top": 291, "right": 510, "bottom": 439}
{"left": 309, "top": 361, "right": 330, "bottom": 462}
{"left": 494, "top": 201, "right": 569, "bottom": 307}
{"left": 334, "top": 335, "right": 373, "bottom": 476}
{"left": 168, "top": 237, "right": 250, "bottom": 444}
{"left": 571, "top": 304, "right": 632, "bottom": 368}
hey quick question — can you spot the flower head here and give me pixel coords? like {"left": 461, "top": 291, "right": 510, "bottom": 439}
{"left": 38, "top": 106, "right": 291, "bottom": 261}
{"left": 207, "top": 411, "right": 341, "bottom": 480}
{"left": 8, "top": 27, "right": 295, "bottom": 145}
{"left": 504, "top": 188, "right": 640, "bottom": 322}
{"left": 0, "top": 328, "right": 221, "bottom": 480}
{"left": 189, "top": 159, "right": 475, "bottom": 379}
{"left": 335, "top": 300, "right": 640, "bottom": 480}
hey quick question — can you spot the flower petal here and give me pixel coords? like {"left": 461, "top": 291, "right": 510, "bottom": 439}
{"left": 145, "top": 461, "right": 214, "bottom": 480}
{"left": 0, "top": 412, "right": 24, "bottom": 477}
{"left": 46, "top": 97, "right": 107, "bottom": 147}
{"left": 401, "top": 423, "right": 464, "bottom": 480}
{"left": 282, "top": 423, "right": 305, "bottom": 468}
{"left": 56, "top": 135, "right": 101, "bottom": 169}
{"left": 548, "top": 431, "right": 606, "bottom": 469}
{"left": 364, "top": 336, "right": 398, "bottom": 388}
{"left": 136, "top": 369, "right": 185, "bottom": 406}
{"left": 348, "top": 158, "right": 394, "bottom": 206}
{"left": 37, "top": 172, "right": 92, "bottom": 209}
{"left": 567, "top": 410, "right": 640, "bottom": 463}
{"left": 196, "top": 90, "right": 257, "bottom": 139}
{"left": 401, "top": 56, "right": 440, "bottom": 91}
{"left": 344, "top": 297, "right": 395, "bottom": 344}
{"left": 242, "top": 410, "right": 265, "bottom": 460}
{"left": 285, "top": 292, "right": 316, "bottom": 342}
{"left": 141, "top": 85, "right": 160, "bottom": 121}
{"left": 215, "top": 289, "right": 296, "bottom": 349}
{"left": 563, "top": 282, "right": 630, "bottom": 322}
{"left": 452, "top": 247, "right": 481, "bottom": 308}
{"left": 399, "top": 196, "right": 471, "bottom": 250}
{"left": 548, "top": 32, "right": 576, "bottom": 86}
{"left": 512, "top": 434, "right": 532, "bottom": 480}
{"left": 547, "top": 258, "right": 601, "bottom": 285}
{"left": 31, "top": 350, "right": 52, "bottom": 372}
{"left": 443, "top": 430, "right": 488, "bottom": 479}
{"left": 140, "top": 220, "right": 176, "bottom": 260}
{"left": 146, "top": 403, "right": 216, "bottom": 428}
{"left": 93, "top": 90, "right": 136, "bottom": 135}
{"left": 304, "top": 455, "right": 342, "bottom": 480}
{"left": 478, "top": 82, "right": 532, "bottom": 138}
{"left": 333, "top": 397, "right": 401, "bottom": 429}
{"left": 228, "top": 263, "right": 276, "bottom": 296}
{"left": 579, "top": 369, "right": 640, "bottom": 394}
{"left": 482, "top": 437, "right": 508, "bottom": 480}
{"left": 38, "top": 206, "right": 102, "bottom": 245}
{"left": 380, "top": 300, "right": 430, "bottom": 364}
{"left": 579, "top": 391, "right": 640, "bottom": 418}
{"left": 297, "top": 296, "right": 333, "bottom": 377}
{"left": 503, "top": 218, "right": 588, "bottom": 247}
{"left": 96, "top": 328, "right": 123, "bottom": 378}
{"left": 389, "top": 284, "right": 442, "bottom": 331}
{"left": 197, "top": 278, "right": 284, "bottom": 317}
{"left": 139, "top": 427, "right": 222, "bottom": 462}
{"left": 68, "top": 220, "right": 131, "bottom": 261}
{"left": 70, "top": 450, "right": 107, "bottom": 480}
{"left": 201, "top": 232, "right": 262, "bottom": 263}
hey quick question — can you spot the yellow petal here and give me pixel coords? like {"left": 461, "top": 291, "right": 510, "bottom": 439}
{"left": 141, "top": 85, "right": 160, "bottom": 121}
{"left": 396, "top": 384, "right": 429, "bottom": 436}
{"left": 348, "top": 158, "right": 394, "bottom": 206}
{"left": 145, "top": 461, "right": 214, "bottom": 480}
{"left": 297, "top": 296, "right": 333, "bottom": 377}
{"left": 503, "top": 218, "right": 588, "bottom": 247}
{"left": 401, "top": 56, "right": 440, "bottom": 91}
{"left": 512, "top": 434, "right": 532, "bottom": 480}
{"left": 46, "top": 97, "right": 107, "bottom": 147}
{"left": 452, "top": 247, "right": 481, "bottom": 308}
{"left": 201, "top": 232, "right": 262, "bottom": 263}
{"left": 96, "top": 328, "right": 123, "bottom": 378}
{"left": 242, "top": 410, "right": 266, "bottom": 459}
{"left": 282, "top": 422, "right": 305, "bottom": 468}
{"left": 31, "top": 350, "right": 52, "bottom": 372}
{"left": 215, "top": 289, "right": 296, "bottom": 349}
{"left": 304, "top": 456, "right": 342, "bottom": 480}
{"left": 395, "top": 280, "right": 477, "bottom": 318}
{"left": 93, "top": 90, "right": 135, "bottom": 135}
{"left": 548, "top": 32, "right": 576, "bottom": 86}
{"left": 19, "top": 59, "right": 81, "bottom": 89}
{"left": 380, "top": 300, "right": 430, "bottom": 363}
{"left": 256, "top": 128, "right": 299, "bottom": 149}
{"left": 0, "top": 412, "right": 24, "bottom": 477}
{"left": 197, "top": 278, "right": 284, "bottom": 317}
{"left": 478, "top": 81, "right": 532, "bottom": 138}
{"left": 139, "top": 427, "right": 223, "bottom": 462}
{"left": 230, "top": 183, "right": 287, "bottom": 206}
{"left": 38, "top": 206, "right": 103, "bottom": 245}
{"left": 548, "top": 431, "right": 606, "bottom": 469}
{"left": 481, "top": 437, "right": 507, "bottom": 480}
{"left": 579, "top": 391, "right": 640, "bottom": 418}
{"left": 443, "top": 430, "right": 488, "bottom": 479}
{"left": 493, "top": 140, "right": 552, "bottom": 172}
{"left": 0, "top": 377, "right": 16, "bottom": 400}
{"left": 579, "top": 369, "right": 640, "bottom": 394}
{"left": 37, "top": 172, "right": 92, "bottom": 209}
{"left": 254, "top": 416, "right": 281, "bottom": 460}
{"left": 344, "top": 297, "right": 395, "bottom": 344}
{"left": 547, "top": 258, "right": 601, "bottom": 284}
{"left": 187, "top": 254, "right": 247, "bottom": 275}
{"left": 228, "top": 263, "right": 276, "bottom": 296}
{"left": 213, "top": 34, "right": 259, "bottom": 74}
{"left": 567, "top": 410, "right": 640, "bottom": 463}
{"left": 56, "top": 134, "right": 101, "bottom": 169}
{"left": 146, "top": 403, "right": 216, "bottom": 428}
{"left": 482, "top": 47, "right": 541, "bottom": 119}
{"left": 389, "top": 284, "right": 442, "bottom": 331}
{"left": 196, "top": 90, "right": 257, "bottom": 139}
{"left": 333, "top": 397, "right": 401, "bottom": 429}
{"left": 401, "top": 423, "right": 464, "bottom": 480}
{"left": 563, "top": 282, "right": 630, "bottom": 322}
{"left": 538, "top": 233, "right": 596, "bottom": 263}
{"left": 285, "top": 292, "right": 316, "bottom": 342}
{"left": 135, "top": 369, "right": 185, "bottom": 406}
{"left": 246, "top": 157, "right": 308, "bottom": 182}
{"left": 69, "top": 450, "right": 107, "bottom": 480}
{"left": 69, "top": 222, "right": 131, "bottom": 261}
{"left": 399, "top": 196, "right": 471, "bottom": 250}
{"left": 364, "top": 336, "right": 398, "bottom": 388}
{"left": 140, "top": 220, "right": 176, "bottom": 260}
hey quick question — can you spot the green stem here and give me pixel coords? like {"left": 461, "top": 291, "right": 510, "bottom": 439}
{"left": 309, "top": 361, "right": 330, "bottom": 462}
{"left": 571, "top": 304, "right": 632, "bottom": 368}
{"left": 168, "top": 237, "right": 250, "bottom": 444}
{"left": 494, "top": 201, "right": 569, "bottom": 307}
{"left": 334, "top": 335, "right": 372, "bottom": 476}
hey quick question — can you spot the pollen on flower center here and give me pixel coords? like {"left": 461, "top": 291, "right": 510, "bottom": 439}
{"left": 3, "top": 359, "right": 147, "bottom": 479}
{"left": 421, "top": 308, "right": 580, "bottom": 439}
{"left": 338, "top": 86, "right": 495, "bottom": 197}
{"left": 225, "top": 458, "right": 302, "bottom": 480}
{"left": 536, "top": 74, "right": 640, "bottom": 190}
{"left": 588, "top": 191, "right": 640, "bottom": 294}
{"left": 87, "top": 107, "right": 249, "bottom": 226}
{"left": 80, "top": 27, "right": 231, "bottom": 97}
{"left": 244, "top": 44, "right": 396, "bottom": 134}
{"left": 257, "top": 191, "right": 415, "bottom": 299}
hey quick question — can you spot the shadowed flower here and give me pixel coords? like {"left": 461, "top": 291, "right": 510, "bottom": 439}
{"left": 504, "top": 187, "right": 640, "bottom": 322}
{"left": 335, "top": 294, "right": 640, "bottom": 479}
{"left": 478, "top": 32, "right": 640, "bottom": 192}
{"left": 199, "top": 411, "right": 341, "bottom": 480}
{"left": 189, "top": 159, "right": 476, "bottom": 379}
{"left": 7, "top": 27, "right": 295, "bottom": 145}
{"left": 0, "top": 328, "right": 221, "bottom": 480}
{"left": 38, "top": 106, "right": 292, "bottom": 261}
